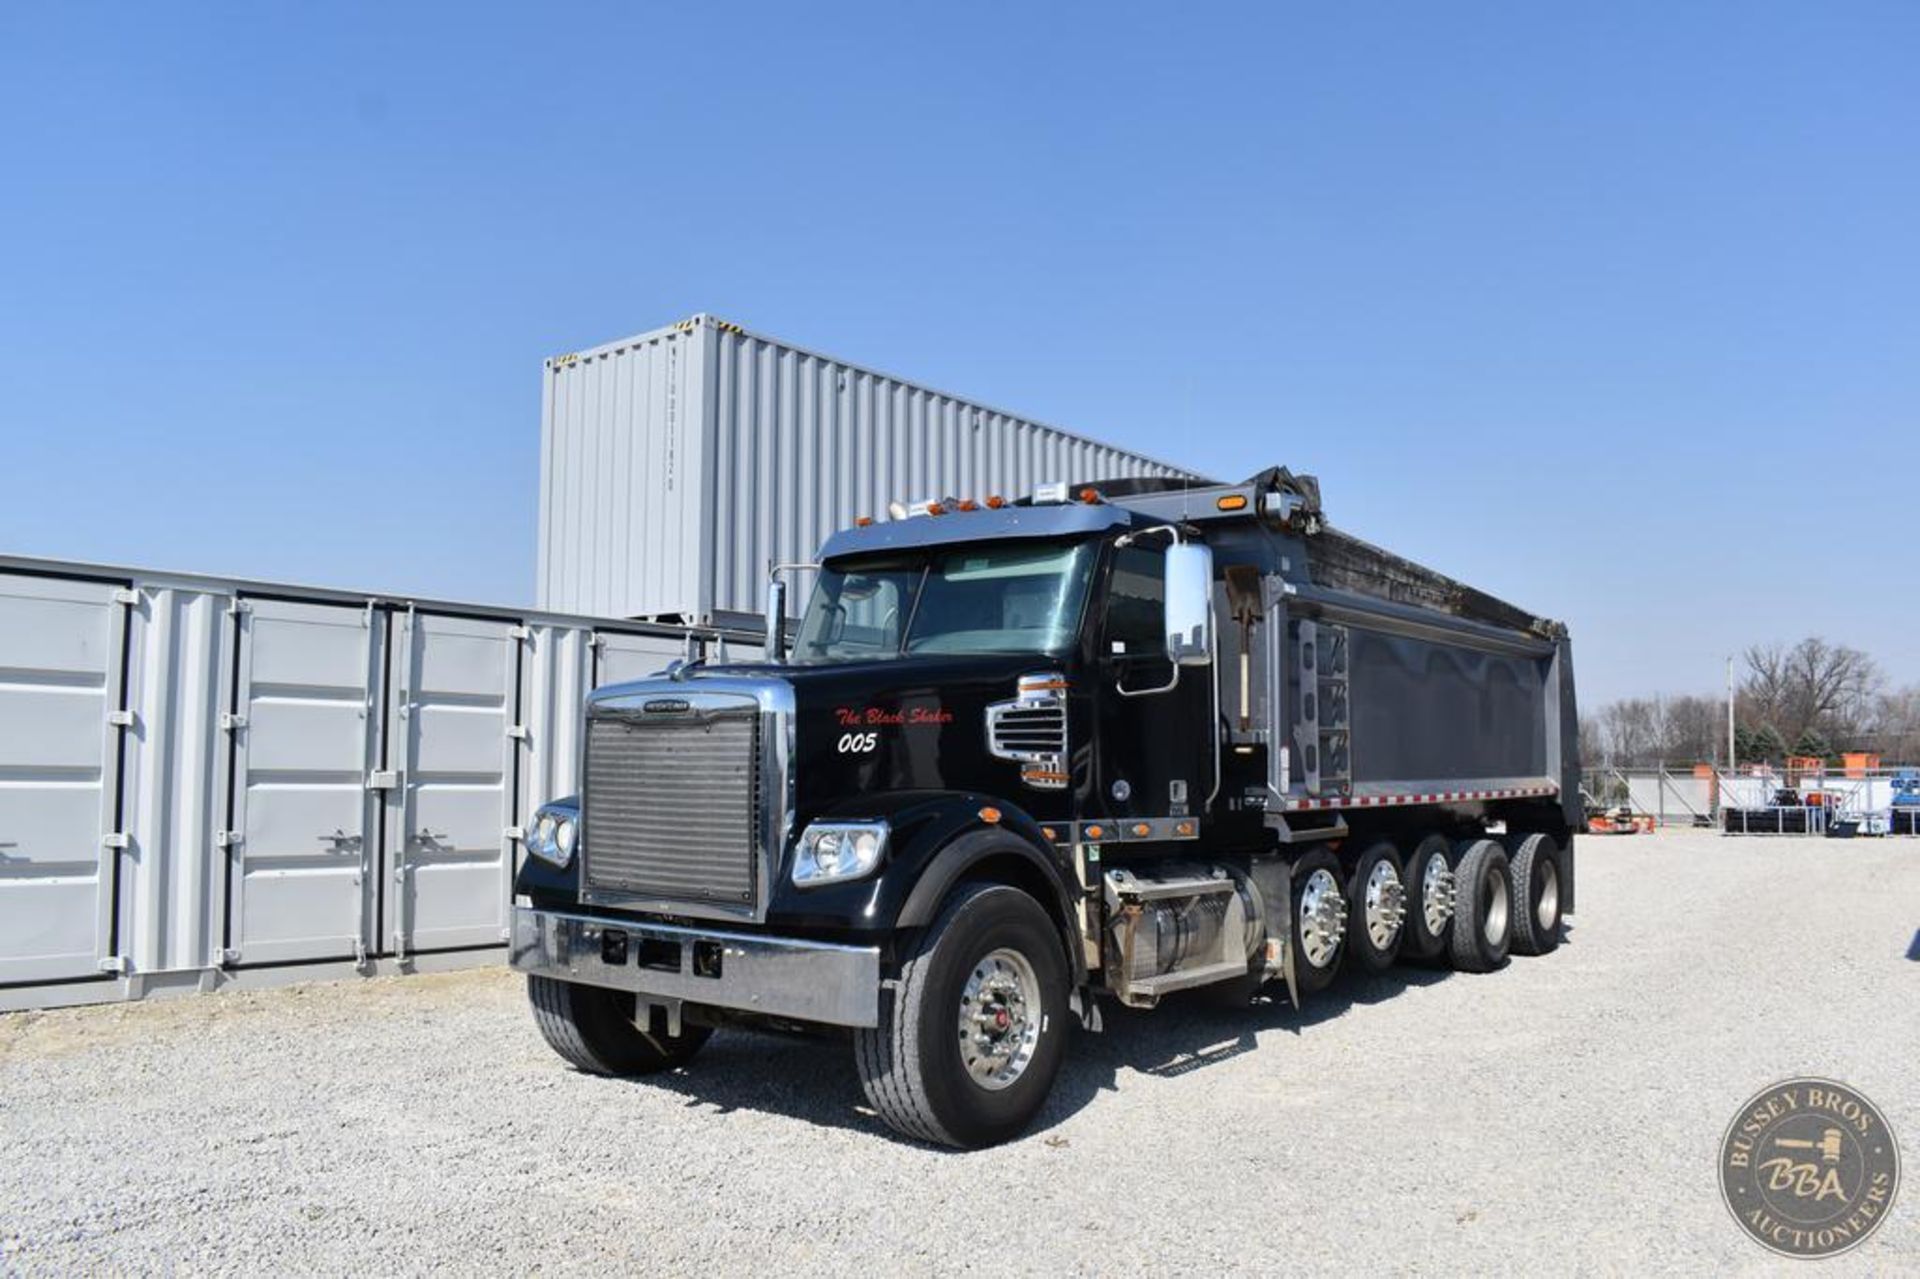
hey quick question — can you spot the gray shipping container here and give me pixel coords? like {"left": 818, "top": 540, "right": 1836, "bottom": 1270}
{"left": 537, "top": 314, "right": 1201, "bottom": 622}
{"left": 0, "top": 552, "right": 726, "bottom": 1012}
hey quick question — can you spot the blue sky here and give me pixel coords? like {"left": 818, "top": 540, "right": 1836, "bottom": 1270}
{"left": 2, "top": 3, "right": 1914, "bottom": 707}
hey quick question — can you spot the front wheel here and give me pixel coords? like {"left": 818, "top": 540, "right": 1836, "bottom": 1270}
{"left": 855, "top": 883, "right": 1070, "bottom": 1148}
{"left": 526, "top": 975, "right": 711, "bottom": 1075}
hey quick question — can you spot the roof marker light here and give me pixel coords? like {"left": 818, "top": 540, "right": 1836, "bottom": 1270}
{"left": 985, "top": 495, "right": 1007, "bottom": 509}
{"left": 855, "top": 515, "right": 874, "bottom": 527}
{"left": 1078, "top": 487, "right": 1101, "bottom": 504}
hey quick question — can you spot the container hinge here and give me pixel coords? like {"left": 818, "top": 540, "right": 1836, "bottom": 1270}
{"left": 504, "top": 825, "right": 526, "bottom": 841}
{"left": 506, "top": 724, "right": 529, "bottom": 740}
{"left": 353, "top": 937, "right": 369, "bottom": 966}
{"left": 98, "top": 955, "right": 128, "bottom": 974}
{"left": 366, "top": 770, "right": 399, "bottom": 791}
{"left": 103, "top": 833, "right": 130, "bottom": 850}
{"left": 215, "top": 830, "right": 244, "bottom": 849}
{"left": 508, "top": 625, "right": 530, "bottom": 640}
{"left": 588, "top": 634, "right": 607, "bottom": 649}
{"left": 112, "top": 587, "right": 140, "bottom": 606}
{"left": 108, "top": 709, "right": 136, "bottom": 728}
{"left": 213, "top": 948, "right": 239, "bottom": 968}
{"left": 227, "top": 598, "right": 252, "bottom": 618}
{"left": 220, "top": 712, "right": 248, "bottom": 732}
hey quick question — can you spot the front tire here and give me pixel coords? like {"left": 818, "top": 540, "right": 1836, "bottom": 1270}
{"left": 855, "top": 882, "right": 1070, "bottom": 1149}
{"left": 526, "top": 975, "right": 711, "bottom": 1075}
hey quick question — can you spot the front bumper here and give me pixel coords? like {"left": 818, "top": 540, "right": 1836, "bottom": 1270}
{"left": 509, "top": 906, "right": 881, "bottom": 1028}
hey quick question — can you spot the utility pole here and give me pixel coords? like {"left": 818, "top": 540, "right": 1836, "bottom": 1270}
{"left": 1726, "top": 655, "right": 1737, "bottom": 775}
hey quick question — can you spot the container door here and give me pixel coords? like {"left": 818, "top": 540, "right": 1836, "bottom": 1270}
{"left": 593, "top": 631, "right": 685, "bottom": 690}
{"left": 225, "top": 598, "right": 382, "bottom": 966}
{"left": 387, "top": 611, "right": 519, "bottom": 957}
{"left": 0, "top": 573, "right": 128, "bottom": 984}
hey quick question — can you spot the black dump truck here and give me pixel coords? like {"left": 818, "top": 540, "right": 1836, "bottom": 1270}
{"left": 511, "top": 468, "right": 1580, "bottom": 1147}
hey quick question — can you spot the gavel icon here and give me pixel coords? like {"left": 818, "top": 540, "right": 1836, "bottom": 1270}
{"left": 1774, "top": 1128, "right": 1844, "bottom": 1164}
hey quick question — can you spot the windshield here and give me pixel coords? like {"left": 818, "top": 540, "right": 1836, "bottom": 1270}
{"left": 792, "top": 541, "right": 1096, "bottom": 662}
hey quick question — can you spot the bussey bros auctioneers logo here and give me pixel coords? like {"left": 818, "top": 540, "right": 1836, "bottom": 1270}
{"left": 1718, "top": 1077, "right": 1900, "bottom": 1259}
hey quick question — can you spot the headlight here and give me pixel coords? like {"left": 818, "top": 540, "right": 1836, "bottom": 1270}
{"left": 791, "top": 821, "right": 889, "bottom": 887}
{"left": 526, "top": 801, "right": 578, "bottom": 869}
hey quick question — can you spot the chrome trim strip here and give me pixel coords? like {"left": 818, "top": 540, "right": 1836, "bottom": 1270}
{"left": 509, "top": 907, "right": 880, "bottom": 1028}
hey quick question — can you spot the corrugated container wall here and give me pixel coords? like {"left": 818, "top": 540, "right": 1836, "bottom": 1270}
{"left": 538, "top": 315, "right": 1201, "bottom": 622}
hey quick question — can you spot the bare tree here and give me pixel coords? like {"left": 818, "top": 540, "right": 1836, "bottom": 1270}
{"left": 1741, "top": 638, "right": 1882, "bottom": 748}
{"left": 1577, "top": 715, "right": 1606, "bottom": 770}
{"left": 1662, "top": 694, "right": 1723, "bottom": 765}
{"left": 1600, "top": 698, "right": 1660, "bottom": 766}
{"left": 1871, "top": 686, "right": 1920, "bottom": 763}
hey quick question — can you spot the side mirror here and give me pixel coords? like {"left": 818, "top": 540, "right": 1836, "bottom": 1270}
{"left": 765, "top": 578, "right": 788, "bottom": 662}
{"left": 1163, "top": 542, "right": 1214, "bottom": 666}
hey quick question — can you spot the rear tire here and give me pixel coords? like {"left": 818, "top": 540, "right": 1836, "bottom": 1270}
{"left": 1400, "top": 834, "right": 1455, "bottom": 963}
{"left": 1290, "top": 850, "right": 1347, "bottom": 995}
{"left": 854, "top": 882, "right": 1070, "bottom": 1149}
{"left": 1345, "top": 841, "right": 1406, "bottom": 972}
{"left": 1505, "top": 833, "right": 1564, "bottom": 956}
{"left": 527, "top": 975, "right": 711, "bottom": 1075}
{"left": 1448, "top": 839, "right": 1513, "bottom": 973}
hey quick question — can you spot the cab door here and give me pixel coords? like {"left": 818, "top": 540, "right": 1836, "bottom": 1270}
{"left": 1090, "top": 541, "right": 1215, "bottom": 835}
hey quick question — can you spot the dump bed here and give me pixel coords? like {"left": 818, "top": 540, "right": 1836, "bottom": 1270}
{"left": 1106, "top": 468, "right": 1581, "bottom": 831}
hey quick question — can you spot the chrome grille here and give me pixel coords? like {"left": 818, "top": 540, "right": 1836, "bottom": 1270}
{"left": 583, "top": 711, "right": 761, "bottom": 907}
{"left": 987, "top": 672, "right": 1068, "bottom": 790}
{"left": 988, "top": 704, "right": 1067, "bottom": 756}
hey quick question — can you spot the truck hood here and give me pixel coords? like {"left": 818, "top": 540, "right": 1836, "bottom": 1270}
{"left": 589, "top": 653, "right": 1073, "bottom": 824}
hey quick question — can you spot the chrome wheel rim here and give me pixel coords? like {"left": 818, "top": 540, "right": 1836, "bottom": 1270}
{"left": 1483, "top": 865, "right": 1510, "bottom": 947}
{"left": 1422, "top": 855, "right": 1455, "bottom": 936}
{"left": 1364, "top": 859, "right": 1406, "bottom": 951}
{"left": 1298, "top": 868, "right": 1346, "bottom": 969}
{"left": 1537, "top": 861, "right": 1560, "bottom": 931}
{"left": 957, "top": 948, "right": 1041, "bottom": 1091}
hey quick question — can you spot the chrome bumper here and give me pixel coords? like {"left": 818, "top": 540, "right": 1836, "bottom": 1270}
{"left": 509, "top": 906, "right": 881, "bottom": 1028}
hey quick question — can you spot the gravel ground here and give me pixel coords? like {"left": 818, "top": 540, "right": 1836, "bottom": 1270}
{"left": 2, "top": 830, "right": 1916, "bottom": 1275}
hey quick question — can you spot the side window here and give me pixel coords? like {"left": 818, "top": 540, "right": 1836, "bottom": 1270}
{"left": 1105, "top": 545, "right": 1165, "bottom": 658}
